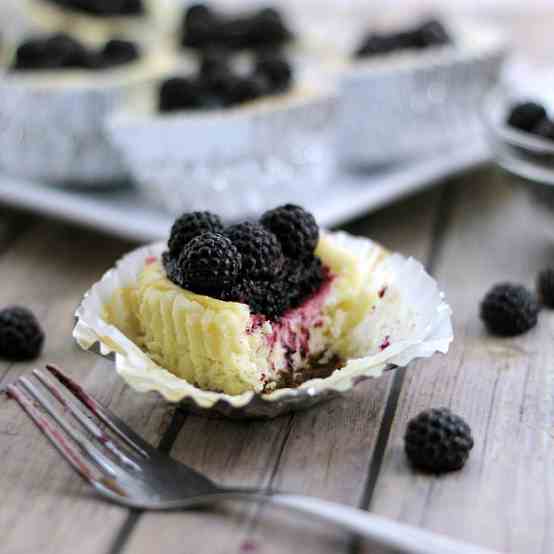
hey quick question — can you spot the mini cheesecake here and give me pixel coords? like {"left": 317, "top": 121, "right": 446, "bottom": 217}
{"left": 104, "top": 206, "right": 385, "bottom": 395}
{"left": 0, "top": 32, "right": 175, "bottom": 186}
{"left": 336, "top": 19, "right": 506, "bottom": 167}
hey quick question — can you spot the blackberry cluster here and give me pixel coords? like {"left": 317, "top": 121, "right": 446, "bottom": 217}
{"left": 404, "top": 408, "right": 474, "bottom": 473}
{"left": 537, "top": 268, "right": 554, "bottom": 308}
{"left": 480, "top": 283, "right": 539, "bottom": 336}
{"left": 0, "top": 306, "right": 45, "bottom": 361}
{"left": 43, "top": 0, "right": 144, "bottom": 16}
{"left": 163, "top": 205, "right": 324, "bottom": 320}
{"left": 158, "top": 49, "right": 293, "bottom": 113}
{"left": 12, "top": 33, "right": 140, "bottom": 71}
{"left": 355, "top": 18, "right": 451, "bottom": 59}
{"left": 180, "top": 4, "right": 292, "bottom": 51}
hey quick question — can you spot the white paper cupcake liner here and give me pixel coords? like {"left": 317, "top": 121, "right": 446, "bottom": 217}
{"left": 336, "top": 22, "right": 508, "bottom": 168}
{"left": 74, "top": 231, "right": 453, "bottom": 418}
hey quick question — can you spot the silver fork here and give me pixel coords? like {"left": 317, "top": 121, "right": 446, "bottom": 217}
{"left": 6, "top": 365, "right": 499, "bottom": 554}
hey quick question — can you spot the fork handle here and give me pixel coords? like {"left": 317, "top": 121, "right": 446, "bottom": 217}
{"left": 261, "top": 494, "right": 499, "bottom": 554}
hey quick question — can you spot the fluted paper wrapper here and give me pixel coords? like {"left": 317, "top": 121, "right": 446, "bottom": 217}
{"left": 74, "top": 232, "right": 453, "bottom": 418}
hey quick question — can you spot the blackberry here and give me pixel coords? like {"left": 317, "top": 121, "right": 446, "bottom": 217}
{"left": 178, "top": 232, "right": 241, "bottom": 295}
{"left": 532, "top": 118, "right": 554, "bottom": 141}
{"left": 405, "top": 408, "right": 474, "bottom": 473}
{"left": 507, "top": 101, "right": 547, "bottom": 133}
{"left": 414, "top": 19, "right": 451, "bottom": 48}
{"left": 480, "top": 283, "right": 539, "bottom": 336}
{"left": 0, "top": 306, "right": 45, "bottom": 361}
{"left": 255, "top": 52, "right": 292, "bottom": 92}
{"left": 283, "top": 255, "right": 325, "bottom": 309}
{"left": 181, "top": 4, "right": 219, "bottom": 48}
{"left": 99, "top": 39, "right": 140, "bottom": 67}
{"left": 537, "top": 268, "right": 554, "bottom": 308}
{"left": 225, "top": 74, "right": 269, "bottom": 105}
{"left": 13, "top": 33, "right": 90, "bottom": 71}
{"left": 199, "top": 48, "right": 230, "bottom": 80}
{"left": 225, "top": 222, "right": 284, "bottom": 279}
{"left": 248, "top": 8, "right": 292, "bottom": 48}
{"left": 260, "top": 204, "right": 319, "bottom": 259}
{"left": 167, "top": 211, "right": 224, "bottom": 258}
{"left": 159, "top": 77, "right": 205, "bottom": 112}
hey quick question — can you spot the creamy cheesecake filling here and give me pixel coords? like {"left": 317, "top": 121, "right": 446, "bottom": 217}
{"left": 104, "top": 233, "right": 377, "bottom": 395}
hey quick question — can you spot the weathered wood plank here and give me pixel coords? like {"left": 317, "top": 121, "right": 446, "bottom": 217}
{"left": 0, "top": 219, "right": 176, "bottom": 554}
{"left": 122, "top": 187, "right": 443, "bottom": 554}
{"left": 365, "top": 172, "right": 554, "bottom": 553}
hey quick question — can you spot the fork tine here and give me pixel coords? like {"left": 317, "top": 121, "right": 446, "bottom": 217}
{"left": 46, "top": 364, "right": 151, "bottom": 458}
{"left": 6, "top": 383, "right": 99, "bottom": 484}
{"left": 33, "top": 369, "right": 141, "bottom": 470}
{"left": 18, "top": 376, "right": 119, "bottom": 477}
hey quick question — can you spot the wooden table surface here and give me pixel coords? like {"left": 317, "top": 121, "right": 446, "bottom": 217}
{"left": 2, "top": 6, "right": 554, "bottom": 553}
{"left": 1, "top": 166, "right": 553, "bottom": 554}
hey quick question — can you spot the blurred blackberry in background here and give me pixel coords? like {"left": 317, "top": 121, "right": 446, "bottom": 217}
{"left": 507, "top": 101, "right": 547, "bottom": 133}
{"left": 255, "top": 51, "right": 293, "bottom": 92}
{"left": 44, "top": 0, "right": 143, "bottom": 16}
{"left": 181, "top": 4, "right": 220, "bottom": 48}
{"left": 99, "top": 39, "right": 140, "bottom": 67}
{"left": 0, "top": 306, "right": 44, "bottom": 361}
{"left": 480, "top": 283, "right": 539, "bottom": 336}
{"left": 13, "top": 33, "right": 89, "bottom": 70}
{"left": 159, "top": 77, "right": 205, "bottom": 112}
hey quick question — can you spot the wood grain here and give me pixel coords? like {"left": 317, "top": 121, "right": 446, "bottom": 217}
{"left": 0, "top": 216, "right": 176, "bottom": 554}
{"left": 121, "top": 188, "right": 443, "bottom": 554}
{"left": 365, "top": 171, "right": 554, "bottom": 553}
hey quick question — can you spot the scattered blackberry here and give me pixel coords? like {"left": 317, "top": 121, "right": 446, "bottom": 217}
{"left": 261, "top": 204, "right": 319, "bottom": 259}
{"left": 178, "top": 232, "right": 241, "bottom": 295}
{"left": 13, "top": 33, "right": 89, "bottom": 71}
{"left": 532, "top": 118, "right": 554, "bottom": 141}
{"left": 167, "top": 211, "right": 224, "bottom": 257}
{"left": 225, "top": 222, "right": 284, "bottom": 279}
{"left": 507, "top": 102, "right": 547, "bottom": 133}
{"left": 480, "top": 283, "right": 539, "bottom": 336}
{"left": 537, "top": 268, "right": 554, "bottom": 308}
{"left": 158, "top": 77, "right": 205, "bottom": 112}
{"left": 255, "top": 52, "right": 292, "bottom": 92}
{"left": 99, "top": 39, "right": 140, "bottom": 67}
{"left": 0, "top": 306, "right": 45, "bottom": 361}
{"left": 404, "top": 408, "right": 474, "bottom": 473}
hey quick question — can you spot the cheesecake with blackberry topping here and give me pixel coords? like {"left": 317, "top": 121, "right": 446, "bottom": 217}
{"left": 105, "top": 205, "right": 383, "bottom": 395}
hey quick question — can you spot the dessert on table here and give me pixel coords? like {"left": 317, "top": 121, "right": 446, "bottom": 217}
{"left": 103, "top": 205, "right": 387, "bottom": 395}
